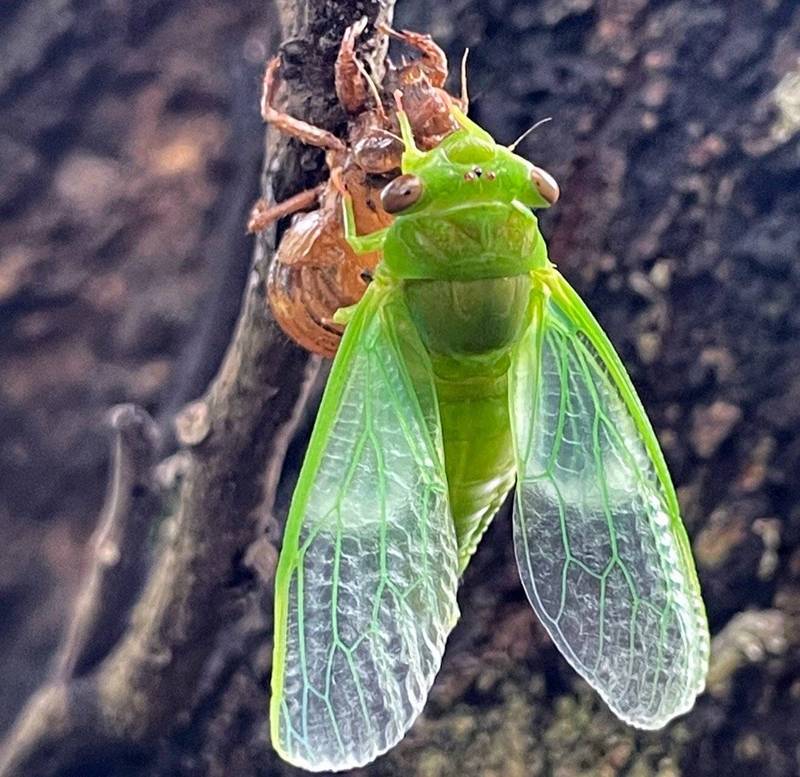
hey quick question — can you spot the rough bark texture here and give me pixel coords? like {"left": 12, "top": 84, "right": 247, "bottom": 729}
{"left": 2, "top": 0, "right": 800, "bottom": 776}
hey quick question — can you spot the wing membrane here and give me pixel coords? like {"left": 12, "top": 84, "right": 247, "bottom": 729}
{"left": 510, "top": 270, "right": 708, "bottom": 728}
{"left": 271, "top": 285, "right": 459, "bottom": 771}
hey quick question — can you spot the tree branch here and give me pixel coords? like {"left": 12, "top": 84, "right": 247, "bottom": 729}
{"left": 55, "top": 404, "right": 161, "bottom": 682}
{"left": 0, "top": 2, "right": 394, "bottom": 775}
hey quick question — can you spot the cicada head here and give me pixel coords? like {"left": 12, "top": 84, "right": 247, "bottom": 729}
{"left": 390, "top": 100, "right": 559, "bottom": 217}
{"left": 377, "top": 100, "right": 557, "bottom": 281}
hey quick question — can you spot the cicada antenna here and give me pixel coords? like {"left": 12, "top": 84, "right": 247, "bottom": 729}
{"left": 507, "top": 117, "right": 553, "bottom": 152}
{"left": 460, "top": 48, "right": 470, "bottom": 113}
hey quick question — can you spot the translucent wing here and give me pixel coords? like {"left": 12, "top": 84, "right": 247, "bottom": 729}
{"left": 271, "top": 284, "right": 459, "bottom": 771}
{"left": 510, "top": 270, "right": 708, "bottom": 728}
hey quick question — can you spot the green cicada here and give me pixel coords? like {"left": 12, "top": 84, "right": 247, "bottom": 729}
{"left": 270, "top": 100, "right": 709, "bottom": 771}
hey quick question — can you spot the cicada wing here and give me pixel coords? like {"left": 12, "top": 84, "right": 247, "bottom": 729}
{"left": 509, "top": 270, "right": 709, "bottom": 728}
{"left": 271, "top": 284, "right": 459, "bottom": 771}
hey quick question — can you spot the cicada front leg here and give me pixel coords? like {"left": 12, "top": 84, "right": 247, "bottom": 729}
{"left": 247, "top": 184, "right": 325, "bottom": 234}
{"left": 334, "top": 17, "right": 372, "bottom": 114}
{"left": 379, "top": 23, "right": 449, "bottom": 88}
{"left": 260, "top": 56, "right": 346, "bottom": 155}
{"left": 249, "top": 55, "right": 348, "bottom": 234}
{"left": 377, "top": 25, "right": 461, "bottom": 149}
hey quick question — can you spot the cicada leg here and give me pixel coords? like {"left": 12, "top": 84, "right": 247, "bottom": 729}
{"left": 247, "top": 184, "right": 325, "bottom": 234}
{"left": 459, "top": 48, "right": 470, "bottom": 114}
{"left": 260, "top": 56, "right": 346, "bottom": 156}
{"left": 335, "top": 17, "right": 370, "bottom": 114}
{"left": 251, "top": 57, "right": 346, "bottom": 232}
{"left": 338, "top": 181, "right": 389, "bottom": 255}
{"left": 379, "top": 23, "right": 448, "bottom": 89}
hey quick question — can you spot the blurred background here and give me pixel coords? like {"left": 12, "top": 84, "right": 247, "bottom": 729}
{"left": 1, "top": 0, "right": 800, "bottom": 775}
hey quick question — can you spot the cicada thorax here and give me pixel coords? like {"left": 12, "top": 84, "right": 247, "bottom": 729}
{"left": 266, "top": 168, "right": 391, "bottom": 358}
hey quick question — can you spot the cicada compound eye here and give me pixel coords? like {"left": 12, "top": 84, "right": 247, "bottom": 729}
{"left": 530, "top": 165, "right": 560, "bottom": 205}
{"left": 380, "top": 174, "right": 424, "bottom": 214}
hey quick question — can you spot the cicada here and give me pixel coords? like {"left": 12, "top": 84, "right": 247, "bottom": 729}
{"left": 270, "top": 95, "right": 710, "bottom": 771}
